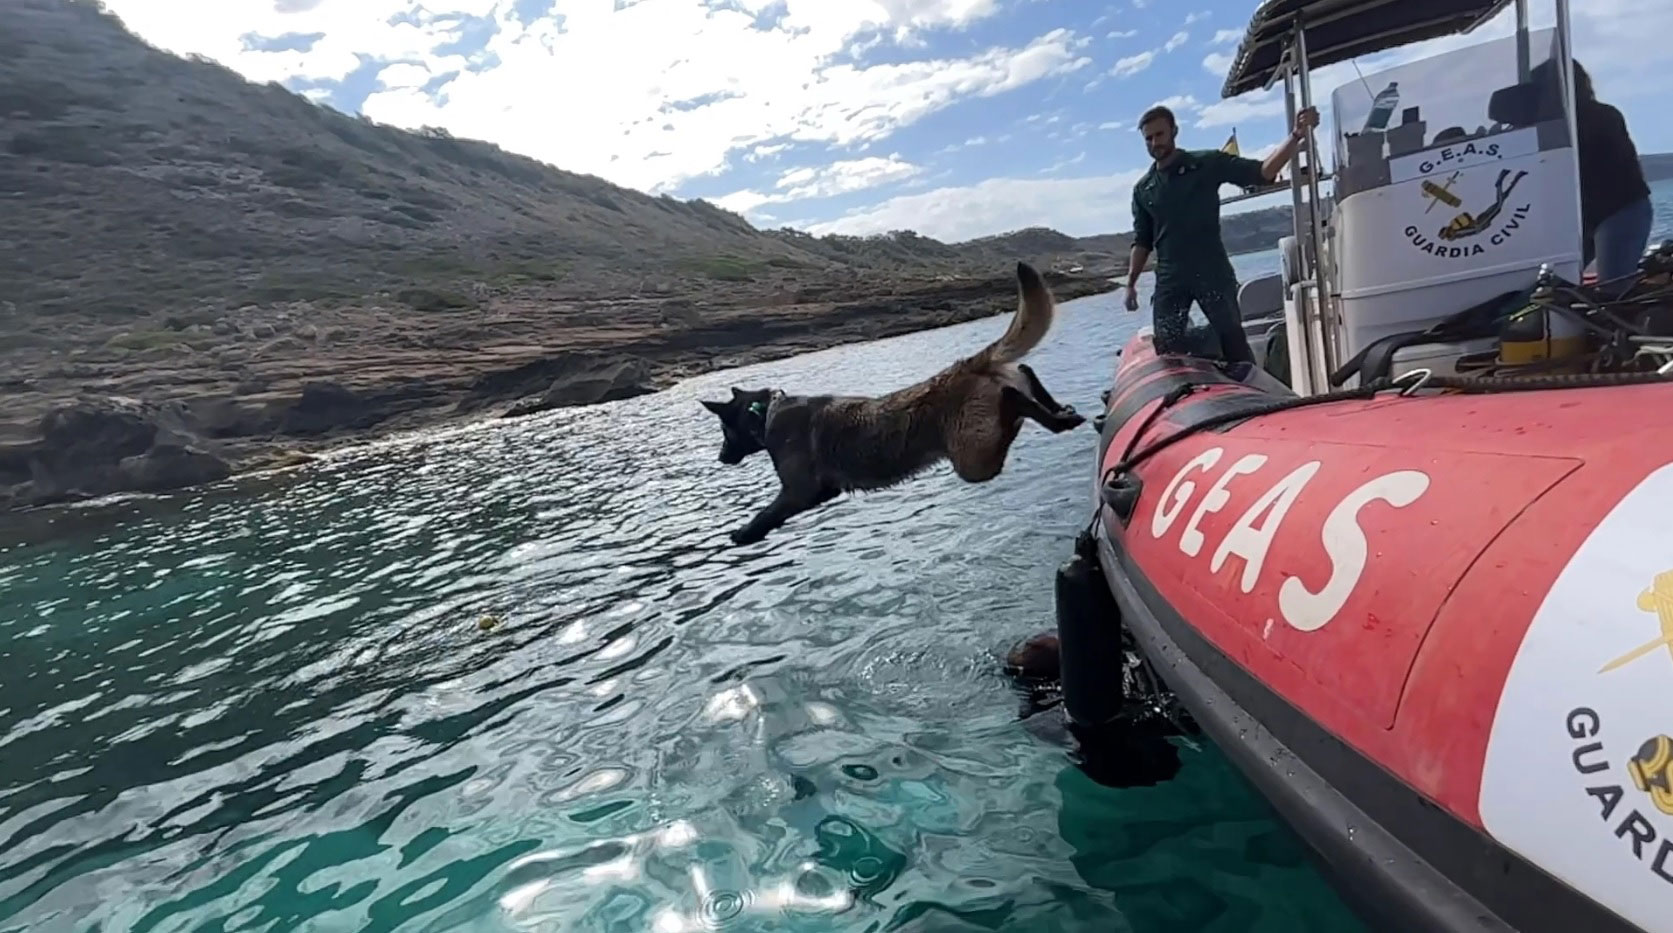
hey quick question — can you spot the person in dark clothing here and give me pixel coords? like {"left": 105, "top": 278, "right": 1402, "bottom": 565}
{"left": 1124, "top": 104, "right": 1319, "bottom": 362}
{"left": 1571, "top": 61, "right": 1653, "bottom": 283}
{"left": 1534, "top": 59, "right": 1654, "bottom": 282}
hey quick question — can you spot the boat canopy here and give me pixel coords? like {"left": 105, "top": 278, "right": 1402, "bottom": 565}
{"left": 1221, "top": 0, "right": 1515, "bottom": 97}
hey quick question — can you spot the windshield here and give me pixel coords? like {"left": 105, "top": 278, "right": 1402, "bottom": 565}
{"left": 1330, "top": 27, "right": 1572, "bottom": 201}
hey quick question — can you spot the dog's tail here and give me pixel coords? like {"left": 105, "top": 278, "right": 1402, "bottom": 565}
{"left": 975, "top": 261, "right": 1055, "bottom": 366}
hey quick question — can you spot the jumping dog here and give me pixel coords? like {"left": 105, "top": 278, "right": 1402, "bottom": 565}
{"left": 701, "top": 261, "right": 1084, "bottom": 545}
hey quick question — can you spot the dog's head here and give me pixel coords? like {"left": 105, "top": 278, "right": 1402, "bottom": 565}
{"left": 701, "top": 387, "right": 774, "bottom": 465}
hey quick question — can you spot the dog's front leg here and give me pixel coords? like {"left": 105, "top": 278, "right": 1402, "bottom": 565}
{"left": 729, "top": 484, "right": 837, "bottom": 545}
{"left": 730, "top": 490, "right": 806, "bottom": 545}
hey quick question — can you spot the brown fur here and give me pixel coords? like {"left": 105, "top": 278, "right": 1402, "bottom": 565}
{"left": 702, "top": 262, "right": 1084, "bottom": 545}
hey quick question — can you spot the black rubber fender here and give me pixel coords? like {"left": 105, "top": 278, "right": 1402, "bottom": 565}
{"left": 1056, "top": 540, "right": 1125, "bottom": 729}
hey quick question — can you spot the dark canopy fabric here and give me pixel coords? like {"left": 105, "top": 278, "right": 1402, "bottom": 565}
{"left": 1221, "top": 0, "right": 1514, "bottom": 97}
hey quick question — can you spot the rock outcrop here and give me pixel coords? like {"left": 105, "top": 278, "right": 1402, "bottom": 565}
{"left": 0, "top": 396, "right": 233, "bottom": 509}
{"left": 501, "top": 357, "right": 657, "bottom": 418}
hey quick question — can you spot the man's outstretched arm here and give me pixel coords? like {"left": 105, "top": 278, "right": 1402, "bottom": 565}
{"left": 1259, "top": 105, "right": 1321, "bottom": 183}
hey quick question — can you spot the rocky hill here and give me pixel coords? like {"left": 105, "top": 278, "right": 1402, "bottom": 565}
{"left": 0, "top": 0, "right": 1144, "bottom": 513}
{"left": 1, "top": 1, "right": 996, "bottom": 320}
{"left": 0, "top": 0, "right": 1319, "bottom": 514}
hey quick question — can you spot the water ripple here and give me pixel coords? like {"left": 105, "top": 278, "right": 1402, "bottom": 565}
{"left": 0, "top": 273, "right": 1363, "bottom": 932}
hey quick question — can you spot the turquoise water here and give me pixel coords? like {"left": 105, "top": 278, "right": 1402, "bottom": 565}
{"left": 0, "top": 250, "right": 1365, "bottom": 932}
{"left": 1650, "top": 178, "right": 1673, "bottom": 244}
{"left": 7, "top": 180, "right": 1673, "bottom": 930}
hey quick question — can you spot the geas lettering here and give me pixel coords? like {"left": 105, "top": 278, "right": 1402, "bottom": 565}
{"left": 1149, "top": 446, "right": 1429, "bottom": 632}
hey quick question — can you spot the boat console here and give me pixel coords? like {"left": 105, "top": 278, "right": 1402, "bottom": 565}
{"left": 1210, "top": 0, "right": 1673, "bottom": 400}
{"left": 1329, "top": 28, "right": 1583, "bottom": 375}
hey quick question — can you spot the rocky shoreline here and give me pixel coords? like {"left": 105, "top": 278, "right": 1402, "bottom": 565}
{"left": 0, "top": 270, "right": 1117, "bottom": 515}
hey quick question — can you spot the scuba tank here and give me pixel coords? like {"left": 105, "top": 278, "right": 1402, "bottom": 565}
{"left": 1498, "top": 264, "right": 1588, "bottom": 369}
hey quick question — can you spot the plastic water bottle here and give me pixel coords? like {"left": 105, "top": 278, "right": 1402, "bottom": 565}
{"left": 1363, "top": 82, "right": 1400, "bottom": 132}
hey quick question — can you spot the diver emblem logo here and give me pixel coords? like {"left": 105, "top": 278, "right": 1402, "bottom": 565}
{"left": 1629, "top": 735, "right": 1673, "bottom": 817}
{"left": 1599, "top": 570, "right": 1673, "bottom": 674}
{"left": 1420, "top": 172, "right": 1461, "bottom": 214}
{"left": 1403, "top": 168, "right": 1532, "bottom": 258}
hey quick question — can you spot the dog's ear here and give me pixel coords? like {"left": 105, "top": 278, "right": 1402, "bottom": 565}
{"left": 730, "top": 386, "right": 747, "bottom": 399}
{"left": 701, "top": 399, "right": 728, "bottom": 415}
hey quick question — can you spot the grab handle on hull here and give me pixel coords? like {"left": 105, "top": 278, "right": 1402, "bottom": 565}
{"left": 1101, "top": 472, "right": 1142, "bottom": 524}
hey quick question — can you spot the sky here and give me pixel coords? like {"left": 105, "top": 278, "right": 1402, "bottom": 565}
{"left": 99, "top": 0, "right": 1672, "bottom": 244}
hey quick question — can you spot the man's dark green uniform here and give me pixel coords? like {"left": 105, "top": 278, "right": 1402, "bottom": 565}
{"left": 1131, "top": 149, "right": 1268, "bottom": 363}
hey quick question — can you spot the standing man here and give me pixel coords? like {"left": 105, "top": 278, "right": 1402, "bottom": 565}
{"left": 1124, "top": 104, "right": 1321, "bottom": 363}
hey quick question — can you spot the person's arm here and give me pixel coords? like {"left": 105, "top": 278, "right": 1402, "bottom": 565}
{"left": 1205, "top": 150, "right": 1272, "bottom": 189}
{"left": 1127, "top": 245, "right": 1151, "bottom": 287}
{"left": 1232, "top": 105, "right": 1321, "bottom": 185}
{"left": 1259, "top": 137, "right": 1302, "bottom": 184}
{"left": 1127, "top": 188, "right": 1154, "bottom": 302}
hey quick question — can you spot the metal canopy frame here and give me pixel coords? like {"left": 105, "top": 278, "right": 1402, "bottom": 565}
{"left": 1222, "top": 0, "right": 1515, "bottom": 98}
{"left": 1224, "top": 0, "right": 1574, "bottom": 396}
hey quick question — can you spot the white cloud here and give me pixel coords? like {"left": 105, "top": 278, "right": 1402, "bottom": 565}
{"left": 746, "top": 143, "right": 790, "bottom": 162}
{"left": 1153, "top": 94, "right": 1200, "bottom": 113}
{"left": 1111, "top": 50, "right": 1156, "bottom": 77}
{"left": 100, "top": 0, "right": 474, "bottom": 83}
{"left": 1195, "top": 87, "right": 1286, "bottom": 128}
{"left": 804, "top": 170, "right": 1150, "bottom": 241}
{"left": 939, "top": 134, "right": 992, "bottom": 152}
{"left": 1097, "top": 121, "right": 1123, "bottom": 130}
{"left": 1111, "top": 25, "right": 1194, "bottom": 80}
{"left": 375, "top": 61, "right": 440, "bottom": 91}
{"left": 715, "top": 155, "right": 923, "bottom": 214}
{"left": 1184, "top": 11, "right": 1210, "bottom": 25}
{"left": 98, "top": 0, "right": 1673, "bottom": 248}
{"left": 98, "top": 0, "right": 1087, "bottom": 195}
{"left": 1039, "top": 152, "right": 1086, "bottom": 173}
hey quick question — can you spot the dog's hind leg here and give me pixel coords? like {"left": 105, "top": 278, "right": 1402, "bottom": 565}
{"left": 951, "top": 381, "right": 1079, "bottom": 483}
{"left": 1002, "top": 384, "right": 1084, "bottom": 433}
{"left": 950, "top": 417, "right": 1023, "bottom": 482}
{"left": 729, "top": 484, "right": 838, "bottom": 545}
{"left": 948, "top": 389, "right": 1026, "bottom": 483}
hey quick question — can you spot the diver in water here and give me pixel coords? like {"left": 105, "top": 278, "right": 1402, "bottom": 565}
{"left": 1004, "top": 631, "right": 1193, "bottom": 789}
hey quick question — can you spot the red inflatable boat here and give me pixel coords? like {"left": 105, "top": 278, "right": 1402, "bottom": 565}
{"left": 1079, "top": 333, "right": 1672, "bottom": 932}
{"left": 1056, "top": 2, "right": 1673, "bottom": 931}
